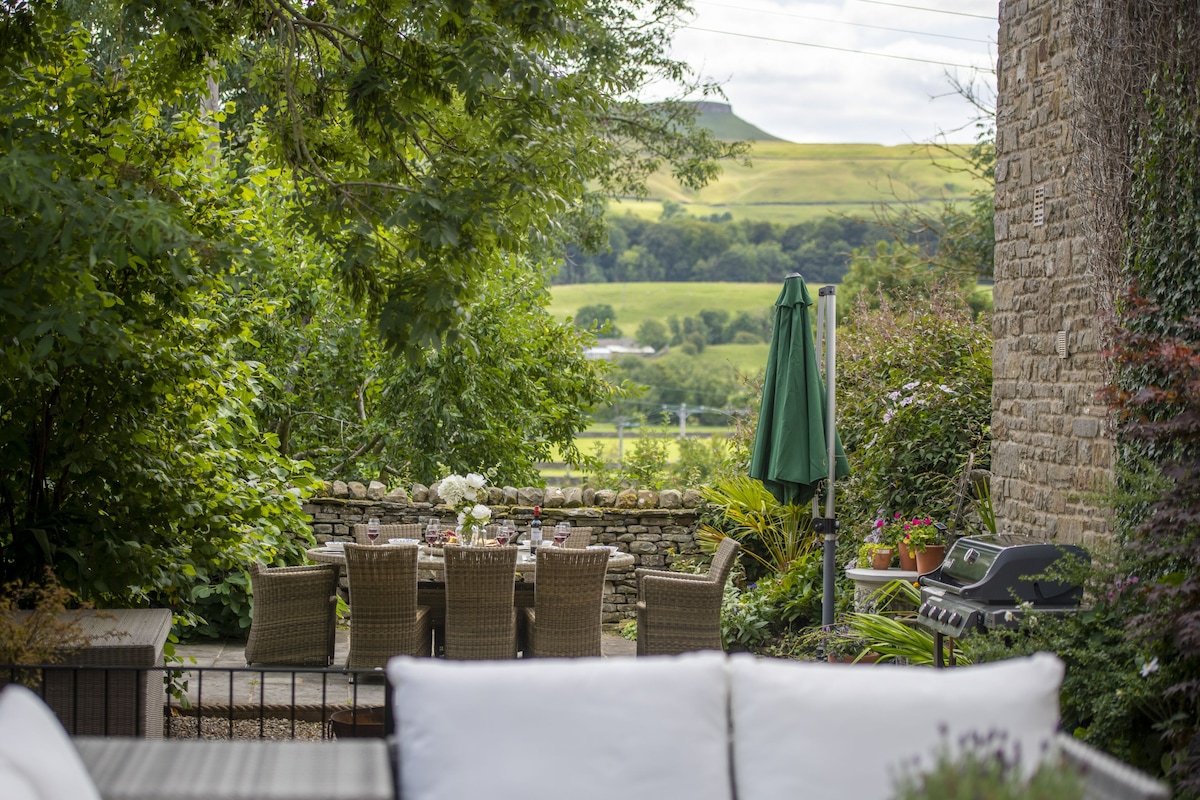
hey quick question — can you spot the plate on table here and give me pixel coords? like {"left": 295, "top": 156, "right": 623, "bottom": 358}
{"left": 587, "top": 545, "right": 620, "bottom": 558}
{"left": 324, "top": 542, "right": 345, "bottom": 552}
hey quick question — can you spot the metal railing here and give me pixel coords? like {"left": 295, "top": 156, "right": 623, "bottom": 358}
{"left": 1, "top": 663, "right": 391, "bottom": 740}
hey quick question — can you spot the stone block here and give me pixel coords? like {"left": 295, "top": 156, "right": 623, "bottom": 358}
{"left": 562, "top": 487, "right": 584, "bottom": 508}
{"left": 411, "top": 484, "right": 429, "bottom": 503}
{"left": 517, "top": 487, "right": 544, "bottom": 507}
{"left": 1072, "top": 417, "right": 1099, "bottom": 438}
{"left": 384, "top": 486, "right": 410, "bottom": 504}
{"left": 348, "top": 482, "right": 367, "bottom": 500}
{"left": 636, "top": 490, "right": 659, "bottom": 508}
{"left": 659, "top": 489, "right": 682, "bottom": 509}
{"left": 629, "top": 540, "right": 657, "bottom": 554}
{"left": 615, "top": 489, "right": 638, "bottom": 509}
{"left": 331, "top": 480, "right": 349, "bottom": 498}
{"left": 543, "top": 487, "right": 565, "bottom": 508}
{"left": 502, "top": 486, "right": 519, "bottom": 505}
{"left": 593, "top": 489, "right": 617, "bottom": 507}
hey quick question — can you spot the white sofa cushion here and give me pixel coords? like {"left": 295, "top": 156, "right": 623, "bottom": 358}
{"left": 387, "top": 652, "right": 733, "bottom": 800}
{"left": 0, "top": 684, "right": 101, "bottom": 800}
{"left": 729, "top": 652, "right": 1065, "bottom": 800}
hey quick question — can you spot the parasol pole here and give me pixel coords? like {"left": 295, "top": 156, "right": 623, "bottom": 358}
{"left": 818, "top": 285, "right": 838, "bottom": 628}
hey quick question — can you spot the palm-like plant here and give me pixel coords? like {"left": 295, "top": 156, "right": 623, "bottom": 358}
{"left": 841, "top": 579, "right": 970, "bottom": 666}
{"left": 698, "top": 476, "right": 818, "bottom": 576}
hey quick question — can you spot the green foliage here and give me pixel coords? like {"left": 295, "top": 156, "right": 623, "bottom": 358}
{"left": 575, "top": 304, "right": 622, "bottom": 336}
{"left": 720, "top": 553, "right": 823, "bottom": 649}
{"left": 836, "top": 292, "right": 993, "bottom": 528}
{"left": 1092, "top": 61, "right": 1200, "bottom": 796}
{"left": 697, "top": 476, "right": 817, "bottom": 579}
{"left": 0, "top": 570, "right": 93, "bottom": 677}
{"left": 892, "top": 734, "right": 1083, "bottom": 800}
{"left": 0, "top": 21, "right": 315, "bottom": 632}
{"left": 635, "top": 318, "right": 670, "bottom": 350}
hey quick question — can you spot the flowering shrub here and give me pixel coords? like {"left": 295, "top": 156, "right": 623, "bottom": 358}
{"left": 837, "top": 293, "right": 992, "bottom": 528}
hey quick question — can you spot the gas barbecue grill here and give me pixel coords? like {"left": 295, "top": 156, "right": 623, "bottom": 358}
{"left": 916, "top": 534, "right": 1089, "bottom": 667}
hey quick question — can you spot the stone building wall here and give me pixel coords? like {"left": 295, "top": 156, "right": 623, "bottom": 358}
{"left": 991, "top": 0, "right": 1112, "bottom": 548}
{"left": 301, "top": 484, "right": 706, "bottom": 622}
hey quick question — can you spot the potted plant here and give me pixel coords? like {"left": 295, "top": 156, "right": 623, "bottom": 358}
{"left": 856, "top": 542, "right": 894, "bottom": 570}
{"left": 901, "top": 516, "right": 946, "bottom": 573}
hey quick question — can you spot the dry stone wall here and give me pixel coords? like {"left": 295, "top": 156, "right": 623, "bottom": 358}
{"left": 992, "top": 0, "right": 1112, "bottom": 548}
{"left": 301, "top": 483, "right": 706, "bottom": 622}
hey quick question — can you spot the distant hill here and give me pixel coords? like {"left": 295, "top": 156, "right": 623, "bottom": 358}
{"left": 691, "top": 101, "right": 787, "bottom": 142}
{"left": 613, "top": 131, "right": 989, "bottom": 226}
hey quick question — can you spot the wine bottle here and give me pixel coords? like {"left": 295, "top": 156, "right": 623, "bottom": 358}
{"left": 530, "top": 506, "right": 543, "bottom": 555}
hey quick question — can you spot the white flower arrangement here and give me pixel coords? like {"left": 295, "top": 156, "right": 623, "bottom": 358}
{"left": 438, "top": 472, "right": 491, "bottom": 543}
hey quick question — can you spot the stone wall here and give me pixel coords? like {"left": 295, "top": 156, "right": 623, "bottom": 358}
{"left": 991, "top": 0, "right": 1112, "bottom": 548}
{"left": 301, "top": 487, "right": 705, "bottom": 623}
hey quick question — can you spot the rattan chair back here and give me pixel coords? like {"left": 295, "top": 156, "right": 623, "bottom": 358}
{"left": 563, "top": 526, "right": 593, "bottom": 549}
{"left": 442, "top": 545, "right": 518, "bottom": 660}
{"left": 353, "top": 523, "right": 422, "bottom": 545}
{"left": 245, "top": 563, "right": 339, "bottom": 666}
{"left": 344, "top": 543, "right": 432, "bottom": 667}
{"left": 524, "top": 547, "right": 609, "bottom": 658}
{"left": 634, "top": 537, "right": 741, "bottom": 656}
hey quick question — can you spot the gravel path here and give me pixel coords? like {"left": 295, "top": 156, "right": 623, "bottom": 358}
{"left": 165, "top": 714, "right": 334, "bottom": 740}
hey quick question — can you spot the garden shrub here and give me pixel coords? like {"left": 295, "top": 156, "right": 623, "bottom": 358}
{"left": 836, "top": 291, "right": 992, "bottom": 531}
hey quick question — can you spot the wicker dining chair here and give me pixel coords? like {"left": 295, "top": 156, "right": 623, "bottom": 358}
{"left": 442, "top": 545, "right": 518, "bottom": 660}
{"left": 245, "top": 563, "right": 339, "bottom": 666}
{"left": 353, "top": 523, "right": 422, "bottom": 545}
{"left": 521, "top": 547, "right": 609, "bottom": 658}
{"left": 343, "top": 543, "right": 432, "bottom": 668}
{"left": 563, "top": 526, "right": 594, "bottom": 549}
{"left": 635, "top": 537, "right": 741, "bottom": 656}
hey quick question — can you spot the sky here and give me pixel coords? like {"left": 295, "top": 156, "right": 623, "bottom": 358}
{"left": 664, "top": 0, "right": 999, "bottom": 145}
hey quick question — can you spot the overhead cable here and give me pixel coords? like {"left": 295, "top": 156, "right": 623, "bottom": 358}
{"left": 684, "top": 26, "right": 996, "bottom": 73}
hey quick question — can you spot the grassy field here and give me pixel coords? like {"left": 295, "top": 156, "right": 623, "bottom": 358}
{"left": 547, "top": 282, "right": 788, "bottom": 326}
{"left": 610, "top": 141, "right": 987, "bottom": 227}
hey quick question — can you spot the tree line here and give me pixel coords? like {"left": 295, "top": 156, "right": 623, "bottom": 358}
{"left": 559, "top": 209, "right": 890, "bottom": 285}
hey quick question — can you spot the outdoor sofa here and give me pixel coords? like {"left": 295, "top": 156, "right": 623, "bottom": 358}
{"left": 1, "top": 651, "right": 1169, "bottom": 800}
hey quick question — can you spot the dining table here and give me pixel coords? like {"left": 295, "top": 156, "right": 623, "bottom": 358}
{"left": 305, "top": 543, "right": 635, "bottom": 648}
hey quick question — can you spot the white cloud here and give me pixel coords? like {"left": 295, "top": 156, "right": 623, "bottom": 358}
{"left": 663, "top": 0, "right": 998, "bottom": 144}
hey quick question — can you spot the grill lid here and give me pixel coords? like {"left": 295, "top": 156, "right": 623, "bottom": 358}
{"left": 921, "top": 534, "right": 1089, "bottom": 605}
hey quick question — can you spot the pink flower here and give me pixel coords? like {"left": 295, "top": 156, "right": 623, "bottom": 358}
{"left": 894, "top": 512, "right": 902, "bottom": 519}
{"left": 923, "top": 518, "right": 932, "bottom": 525}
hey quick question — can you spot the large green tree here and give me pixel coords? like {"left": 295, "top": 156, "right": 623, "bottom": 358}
{"left": 0, "top": 16, "right": 316, "bottom": 629}
{"left": 0, "top": 0, "right": 737, "bottom": 619}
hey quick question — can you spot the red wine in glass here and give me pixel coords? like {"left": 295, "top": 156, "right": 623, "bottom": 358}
{"left": 367, "top": 518, "right": 380, "bottom": 544}
{"left": 495, "top": 529, "right": 512, "bottom": 546}
{"left": 553, "top": 527, "right": 569, "bottom": 547}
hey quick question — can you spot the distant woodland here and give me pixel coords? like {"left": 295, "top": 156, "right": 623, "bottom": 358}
{"left": 559, "top": 210, "right": 890, "bottom": 285}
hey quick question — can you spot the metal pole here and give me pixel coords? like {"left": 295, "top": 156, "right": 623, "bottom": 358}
{"left": 819, "top": 285, "right": 838, "bottom": 629}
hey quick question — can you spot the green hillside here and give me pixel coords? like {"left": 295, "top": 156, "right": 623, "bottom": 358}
{"left": 693, "top": 101, "right": 785, "bottom": 142}
{"left": 612, "top": 134, "right": 988, "bottom": 226}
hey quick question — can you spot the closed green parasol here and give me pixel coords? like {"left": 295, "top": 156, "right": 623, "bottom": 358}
{"left": 749, "top": 273, "right": 849, "bottom": 628}
{"left": 750, "top": 274, "right": 848, "bottom": 505}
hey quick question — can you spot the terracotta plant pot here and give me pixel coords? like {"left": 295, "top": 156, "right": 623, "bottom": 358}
{"left": 827, "top": 651, "right": 883, "bottom": 665}
{"left": 871, "top": 548, "right": 893, "bottom": 570}
{"left": 915, "top": 544, "right": 946, "bottom": 574}
{"left": 897, "top": 543, "right": 917, "bottom": 571}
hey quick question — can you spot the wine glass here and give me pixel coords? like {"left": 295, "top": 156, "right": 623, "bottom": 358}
{"left": 366, "top": 517, "right": 380, "bottom": 544}
{"left": 552, "top": 523, "right": 569, "bottom": 548}
{"left": 425, "top": 521, "right": 440, "bottom": 547}
{"left": 495, "top": 525, "right": 512, "bottom": 547}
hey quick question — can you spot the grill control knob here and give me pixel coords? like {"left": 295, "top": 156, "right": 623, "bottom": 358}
{"left": 949, "top": 612, "right": 962, "bottom": 626}
{"left": 938, "top": 608, "right": 952, "bottom": 623}
{"left": 918, "top": 603, "right": 931, "bottom": 617}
